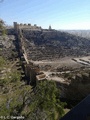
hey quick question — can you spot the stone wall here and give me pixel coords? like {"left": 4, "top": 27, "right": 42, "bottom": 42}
{"left": 14, "top": 25, "right": 46, "bottom": 85}
{"left": 14, "top": 22, "right": 42, "bottom": 32}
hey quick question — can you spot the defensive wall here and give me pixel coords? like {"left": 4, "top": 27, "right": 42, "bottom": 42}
{"left": 14, "top": 22, "right": 46, "bottom": 85}
{"left": 14, "top": 22, "right": 42, "bottom": 31}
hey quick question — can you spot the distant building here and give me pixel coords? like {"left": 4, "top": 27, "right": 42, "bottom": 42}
{"left": 49, "top": 25, "right": 52, "bottom": 30}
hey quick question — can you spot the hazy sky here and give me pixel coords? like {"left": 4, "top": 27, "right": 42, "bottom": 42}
{"left": 0, "top": 0, "right": 90, "bottom": 29}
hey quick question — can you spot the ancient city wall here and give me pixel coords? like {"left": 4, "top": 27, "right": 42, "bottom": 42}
{"left": 14, "top": 22, "right": 46, "bottom": 85}
{"left": 14, "top": 22, "right": 42, "bottom": 31}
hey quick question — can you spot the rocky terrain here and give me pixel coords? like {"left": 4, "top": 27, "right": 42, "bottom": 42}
{"left": 22, "top": 30, "right": 90, "bottom": 61}
{"left": 0, "top": 35, "right": 17, "bottom": 59}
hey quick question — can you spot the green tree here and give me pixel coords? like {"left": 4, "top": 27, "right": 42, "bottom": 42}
{"left": 0, "top": 56, "right": 6, "bottom": 68}
{"left": 27, "top": 80, "right": 65, "bottom": 120}
{"left": 0, "top": 19, "right": 7, "bottom": 35}
{"left": 0, "top": 19, "right": 4, "bottom": 29}
{"left": 0, "top": 68, "right": 65, "bottom": 120}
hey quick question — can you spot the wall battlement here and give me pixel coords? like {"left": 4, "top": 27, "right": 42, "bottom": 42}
{"left": 14, "top": 22, "right": 42, "bottom": 31}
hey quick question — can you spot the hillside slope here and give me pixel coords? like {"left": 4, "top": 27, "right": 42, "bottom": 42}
{"left": 22, "top": 30, "right": 90, "bottom": 60}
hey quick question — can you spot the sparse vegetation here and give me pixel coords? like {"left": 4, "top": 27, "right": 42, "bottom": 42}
{"left": 0, "top": 56, "right": 6, "bottom": 67}
{"left": 23, "top": 30, "right": 90, "bottom": 61}
{"left": 0, "top": 19, "right": 7, "bottom": 36}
